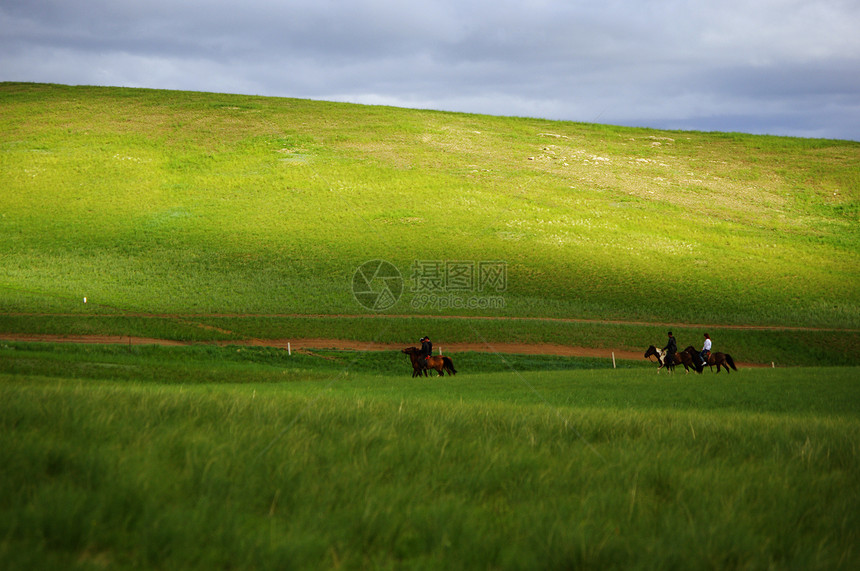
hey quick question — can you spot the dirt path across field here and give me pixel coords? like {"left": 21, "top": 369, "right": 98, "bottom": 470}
{"left": 0, "top": 333, "right": 770, "bottom": 367}
{"left": 2, "top": 310, "right": 829, "bottom": 367}
{"left": 0, "top": 308, "right": 834, "bottom": 367}
{"left": 0, "top": 333, "right": 639, "bottom": 358}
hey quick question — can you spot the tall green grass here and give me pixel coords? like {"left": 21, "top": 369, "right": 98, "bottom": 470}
{"left": 1, "top": 343, "right": 857, "bottom": 569}
{"left": 1, "top": 82, "right": 858, "bottom": 339}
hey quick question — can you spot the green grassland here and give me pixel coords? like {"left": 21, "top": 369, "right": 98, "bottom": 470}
{"left": 3, "top": 84, "right": 859, "bottom": 570}
{"left": 1, "top": 82, "right": 859, "bottom": 365}
{"left": 1, "top": 343, "right": 858, "bottom": 569}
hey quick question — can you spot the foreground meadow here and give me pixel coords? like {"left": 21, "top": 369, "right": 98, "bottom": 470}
{"left": 1, "top": 343, "right": 857, "bottom": 569}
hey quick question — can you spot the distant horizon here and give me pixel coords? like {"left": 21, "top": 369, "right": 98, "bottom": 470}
{"left": 2, "top": 1, "right": 858, "bottom": 141}
{"left": 8, "top": 80, "right": 859, "bottom": 143}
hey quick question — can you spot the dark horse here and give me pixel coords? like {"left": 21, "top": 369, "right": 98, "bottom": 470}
{"left": 403, "top": 347, "right": 429, "bottom": 377}
{"left": 644, "top": 345, "right": 702, "bottom": 374}
{"left": 402, "top": 347, "right": 457, "bottom": 377}
{"left": 683, "top": 346, "right": 737, "bottom": 373}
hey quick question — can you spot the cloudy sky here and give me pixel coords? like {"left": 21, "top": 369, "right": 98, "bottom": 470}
{"left": 2, "top": 0, "right": 859, "bottom": 140}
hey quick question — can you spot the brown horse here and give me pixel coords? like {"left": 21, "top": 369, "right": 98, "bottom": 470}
{"left": 683, "top": 346, "right": 737, "bottom": 373}
{"left": 402, "top": 347, "right": 457, "bottom": 377}
{"left": 644, "top": 345, "right": 702, "bottom": 374}
{"left": 402, "top": 347, "right": 428, "bottom": 377}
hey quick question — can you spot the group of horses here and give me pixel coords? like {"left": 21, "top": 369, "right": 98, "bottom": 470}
{"left": 644, "top": 344, "right": 737, "bottom": 374}
{"left": 401, "top": 343, "right": 735, "bottom": 376}
{"left": 402, "top": 346, "right": 457, "bottom": 377}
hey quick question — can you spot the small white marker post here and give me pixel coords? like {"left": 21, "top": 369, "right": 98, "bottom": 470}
{"left": 287, "top": 342, "right": 291, "bottom": 356}
{"left": 612, "top": 352, "right": 616, "bottom": 369}
{"left": 772, "top": 362, "right": 775, "bottom": 368}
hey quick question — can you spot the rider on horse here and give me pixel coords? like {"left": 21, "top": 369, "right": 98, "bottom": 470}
{"left": 663, "top": 331, "right": 677, "bottom": 365}
{"left": 699, "top": 333, "right": 712, "bottom": 366}
{"left": 421, "top": 336, "right": 433, "bottom": 361}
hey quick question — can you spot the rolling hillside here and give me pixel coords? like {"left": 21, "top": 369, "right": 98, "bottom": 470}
{"left": 1, "top": 82, "right": 858, "bottom": 364}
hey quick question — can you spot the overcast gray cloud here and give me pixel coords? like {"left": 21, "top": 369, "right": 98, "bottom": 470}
{"left": 2, "top": 0, "right": 859, "bottom": 140}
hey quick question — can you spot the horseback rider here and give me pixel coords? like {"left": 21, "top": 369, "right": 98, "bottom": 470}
{"left": 662, "top": 331, "right": 677, "bottom": 366}
{"left": 700, "top": 333, "right": 712, "bottom": 366}
{"left": 420, "top": 336, "right": 433, "bottom": 360}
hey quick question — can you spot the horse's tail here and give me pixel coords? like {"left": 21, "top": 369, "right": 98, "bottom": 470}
{"left": 442, "top": 356, "right": 457, "bottom": 375}
{"left": 725, "top": 354, "right": 738, "bottom": 371}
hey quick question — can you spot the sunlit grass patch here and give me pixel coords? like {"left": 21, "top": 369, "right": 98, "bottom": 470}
{"left": 1, "top": 83, "right": 858, "bottom": 344}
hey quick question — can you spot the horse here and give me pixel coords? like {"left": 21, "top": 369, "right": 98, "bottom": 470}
{"left": 644, "top": 345, "right": 702, "bottom": 374}
{"left": 644, "top": 345, "right": 675, "bottom": 373}
{"left": 683, "top": 346, "right": 737, "bottom": 373}
{"left": 402, "top": 347, "right": 428, "bottom": 377}
{"left": 402, "top": 347, "right": 457, "bottom": 377}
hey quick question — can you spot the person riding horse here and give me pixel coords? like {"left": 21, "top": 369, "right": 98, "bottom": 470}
{"left": 663, "top": 331, "right": 677, "bottom": 364}
{"left": 420, "top": 336, "right": 433, "bottom": 360}
{"left": 700, "top": 333, "right": 712, "bottom": 366}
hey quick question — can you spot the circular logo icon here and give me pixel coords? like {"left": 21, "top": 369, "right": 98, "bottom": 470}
{"left": 352, "top": 259, "right": 403, "bottom": 311}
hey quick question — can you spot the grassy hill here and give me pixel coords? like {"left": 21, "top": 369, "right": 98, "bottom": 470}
{"left": 2, "top": 84, "right": 859, "bottom": 568}
{"left": 1, "top": 82, "right": 858, "bottom": 364}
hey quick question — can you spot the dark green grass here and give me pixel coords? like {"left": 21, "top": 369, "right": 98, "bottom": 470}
{"left": 0, "top": 342, "right": 855, "bottom": 414}
{"left": 0, "top": 341, "right": 649, "bottom": 385}
{"left": 1, "top": 343, "right": 858, "bottom": 569}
